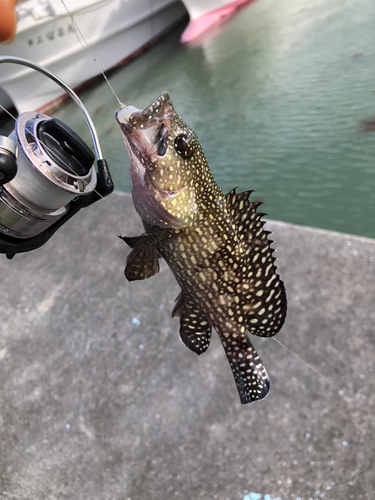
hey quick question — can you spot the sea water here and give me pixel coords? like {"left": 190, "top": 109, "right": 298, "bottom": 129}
{"left": 3, "top": 0, "right": 375, "bottom": 239}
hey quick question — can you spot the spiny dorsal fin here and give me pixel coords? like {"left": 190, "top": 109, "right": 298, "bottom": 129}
{"left": 119, "top": 230, "right": 172, "bottom": 281}
{"left": 224, "top": 188, "right": 287, "bottom": 338}
{"left": 224, "top": 188, "right": 276, "bottom": 273}
{"left": 172, "top": 292, "right": 212, "bottom": 355}
{"left": 225, "top": 188, "right": 268, "bottom": 242}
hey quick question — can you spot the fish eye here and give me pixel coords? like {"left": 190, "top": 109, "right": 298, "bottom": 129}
{"left": 174, "top": 134, "right": 194, "bottom": 158}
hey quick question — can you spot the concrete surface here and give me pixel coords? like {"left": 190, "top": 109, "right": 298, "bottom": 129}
{"left": 0, "top": 192, "right": 374, "bottom": 500}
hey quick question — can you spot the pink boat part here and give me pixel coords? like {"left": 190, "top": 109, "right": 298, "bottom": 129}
{"left": 180, "top": 0, "right": 251, "bottom": 44}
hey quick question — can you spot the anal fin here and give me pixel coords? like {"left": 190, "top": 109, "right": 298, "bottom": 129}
{"left": 172, "top": 292, "right": 212, "bottom": 355}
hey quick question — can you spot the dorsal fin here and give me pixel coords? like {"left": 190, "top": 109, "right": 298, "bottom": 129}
{"left": 225, "top": 188, "right": 268, "bottom": 243}
{"left": 224, "top": 188, "right": 275, "bottom": 271}
{"left": 225, "top": 188, "right": 287, "bottom": 338}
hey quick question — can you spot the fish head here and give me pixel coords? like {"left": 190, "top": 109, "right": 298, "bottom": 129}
{"left": 115, "top": 92, "right": 200, "bottom": 228}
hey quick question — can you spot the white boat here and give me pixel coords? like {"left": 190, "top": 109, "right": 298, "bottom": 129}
{"left": 180, "top": 0, "right": 250, "bottom": 43}
{"left": 0, "top": 0, "right": 187, "bottom": 113}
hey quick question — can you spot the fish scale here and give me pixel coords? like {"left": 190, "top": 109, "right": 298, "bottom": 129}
{"left": 116, "top": 92, "right": 287, "bottom": 404}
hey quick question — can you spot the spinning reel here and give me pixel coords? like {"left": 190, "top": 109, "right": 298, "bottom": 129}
{"left": 0, "top": 56, "right": 114, "bottom": 259}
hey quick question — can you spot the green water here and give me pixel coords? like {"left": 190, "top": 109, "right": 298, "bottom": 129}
{"left": 4, "top": 0, "right": 375, "bottom": 238}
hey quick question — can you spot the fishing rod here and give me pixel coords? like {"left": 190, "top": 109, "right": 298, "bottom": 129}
{"left": 0, "top": 55, "right": 114, "bottom": 259}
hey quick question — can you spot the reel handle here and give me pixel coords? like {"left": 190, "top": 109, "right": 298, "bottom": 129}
{"left": 0, "top": 136, "right": 18, "bottom": 185}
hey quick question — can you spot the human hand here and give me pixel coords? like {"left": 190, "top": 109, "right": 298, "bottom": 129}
{"left": 0, "top": 0, "right": 18, "bottom": 43}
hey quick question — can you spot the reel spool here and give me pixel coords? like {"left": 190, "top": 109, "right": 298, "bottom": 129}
{"left": 0, "top": 112, "right": 97, "bottom": 239}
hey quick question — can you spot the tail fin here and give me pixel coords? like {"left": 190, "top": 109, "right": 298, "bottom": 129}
{"left": 218, "top": 330, "right": 270, "bottom": 404}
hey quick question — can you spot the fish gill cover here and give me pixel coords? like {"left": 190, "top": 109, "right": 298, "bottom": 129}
{"left": 115, "top": 92, "right": 287, "bottom": 404}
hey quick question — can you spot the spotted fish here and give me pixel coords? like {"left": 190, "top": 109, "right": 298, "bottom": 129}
{"left": 115, "top": 92, "right": 287, "bottom": 404}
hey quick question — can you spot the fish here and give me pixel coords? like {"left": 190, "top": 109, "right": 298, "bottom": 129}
{"left": 115, "top": 92, "right": 287, "bottom": 404}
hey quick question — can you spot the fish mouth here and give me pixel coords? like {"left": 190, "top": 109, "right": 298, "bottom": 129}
{"left": 115, "top": 91, "right": 174, "bottom": 162}
{"left": 115, "top": 92, "right": 174, "bottom": 135}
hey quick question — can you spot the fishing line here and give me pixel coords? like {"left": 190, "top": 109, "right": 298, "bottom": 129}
{"left": 271, "top": 336, "right": 336, "bottom": 387}
{"left": 0, "top": 103, "right": 17, "bottom": 121}
{"left": 55, "top": 1, "right": 230, "bottom": 238}
{"left": 59, "top": 0, "right": 127, "bottom": 110}
{"left": 271, "top": 336, "right": 366, "bottom": 437}
{"left": 58, "top": 0, "right": 230, "bottom": 233}
{"left": 60, "top": 0, "right": 167, "bottom": 106}
{"left": 271, "top": 335, "right": 367, "bottom": 440}
{"left": 149, "top": 0, "right": 156, "bottom": 48}
{"left": 272, "top": 331, "right": 368, "bottom": 393}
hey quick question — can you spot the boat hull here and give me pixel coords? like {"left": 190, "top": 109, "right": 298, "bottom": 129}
{"left": 180, "top": 0, "right": 250, "bottom": 43}
{"left": 0, "top": 0, "right": 187, "bottom": 113}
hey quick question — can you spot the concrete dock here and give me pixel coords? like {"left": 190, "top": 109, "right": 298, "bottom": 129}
{"left": 0, "top": 192, "right": 374, "bottom": 500}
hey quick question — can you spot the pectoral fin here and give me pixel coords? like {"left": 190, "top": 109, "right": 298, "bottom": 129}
{"left": 172, "top": 292, "right": 212, "bottom": 355}
{"left": 119, "top": 231, "right": 171, "bottom": 281}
